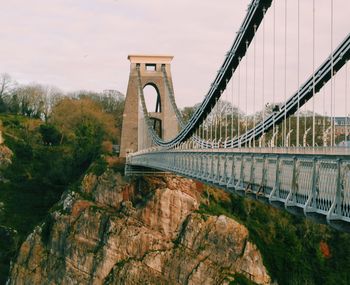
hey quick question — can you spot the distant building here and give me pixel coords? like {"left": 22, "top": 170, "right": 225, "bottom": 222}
{"left": 334, "top": 117, "right": 350, "bottom": 136}
{"left": 334, "top": 117, "right": 350, "bottom": 126}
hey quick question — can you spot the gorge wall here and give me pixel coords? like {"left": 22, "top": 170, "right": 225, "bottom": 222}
{"left": 8, "top": 169, "right": 271, "bottom": 285}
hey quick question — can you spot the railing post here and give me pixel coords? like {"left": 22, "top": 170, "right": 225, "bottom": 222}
{"left": 257, "top": 155, "right": 267, "bottom": 198}
{"left": 215, "top": 154, "right": 220, "bottom": 183}
{"left": 235, "top": 154, "right": 244, "bottom": 191}
{"left": 173, "top": 153, "right": 176, "bottom": 171}
{"left": 286, "top": 156, "right": 298, "bottom": 208}
{"left": 224, "top": 153, "right": 229, "bottom": 186}
{"left": 199, "top": 153, "right": 204, "bottom": 179}
{"left": 182, "top": 153, "right": 186, "bottom": 173}
{"left": 304, "top": 157, "right": 319, "bottom": 215}
{"left": 202, "top": 154, "right": 207, "bottom": 180}
{"left": 191, "top": 153, "right": 195, "bottom": 175}
{"left": 336, "top": 159, "right": 344, "bottom": 217}
{"left": 187, "top": 153, "right": 191, "bottom": 174}
{"left": 180, "top": 153, "right": 185, "bottom": 173}
{"left": 327, "top": 159, "right": 343, "bottom": 223}
{"left": 227, "top": 155, "right": 235, "bottom": 188}
{"left": 222, "top": 154, "right": 228, "bottom": 186}
{"left": 208, "top": 155, "right": 214, "bottom": 182}
{"left": 189, "top": 153, "right": 194, "bottom": 175}
{"left": 269, "top": 155, "right": 280, "bottom": 203}
{"left": 195, "top": 153, "right": 200, "bottom": 178}
{"left": 247, "top": 154, "right": 255, "bottom": 193}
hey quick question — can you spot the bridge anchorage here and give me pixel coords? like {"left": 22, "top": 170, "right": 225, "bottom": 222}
{"left": 123, "top": 0, "right": 350, "bottom": 231}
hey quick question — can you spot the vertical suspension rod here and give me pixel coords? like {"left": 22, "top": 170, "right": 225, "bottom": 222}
{"left": 245, "top": 41, "right": 249, "bottom": 147}
{"left": 238, "top": 57, "right": 241, "bottom": 147}
{"left": 225, "top": 79, "right": 228, "bottom": 142}
{"left": 283, "top": 0, "right": 288, "bottom": 146}
{"left": 272, "top": 0, "right": 276, "bottom": 146}
{"left": 231, "top": 68, "right": 234, "bottom": 140}
{"left": 296, "top": 0, "right": 300, "bottom": 147}
{"left": 253, "top": 24, "right": 257, "bottom": 147}
{"left": 262, "top": 7, "right": 266, "bottom": 147}
{"left": 330, "top": 0, "right": 334, "bottom": 146}
{"left": 346, "top": 61, "right": 349, "bottom": 145}
{"left": 312, "top": 0, "right": 316, "bottom": 148}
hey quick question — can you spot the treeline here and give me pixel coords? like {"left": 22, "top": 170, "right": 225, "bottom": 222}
{"left": 0, "top": 73, "right": 125, "bottom": 139}
{"left": 0, "top": 72, "right": 127, "bottom": 184}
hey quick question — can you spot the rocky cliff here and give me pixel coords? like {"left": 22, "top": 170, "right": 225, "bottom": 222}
{"left": 8, "top": 169, "right": 271, "bottom": 285}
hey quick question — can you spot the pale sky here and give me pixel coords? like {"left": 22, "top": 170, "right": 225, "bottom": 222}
{"left": 0, "top": 0, "right": 349, "bottom": 112}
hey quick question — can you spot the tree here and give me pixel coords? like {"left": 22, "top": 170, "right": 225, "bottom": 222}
{"left": 51, "top": 97, "right": 117, "bottom": 141}
{"left": 14, "top": 84, "right": 45, "bottom": 117}
{"left": 0, "top": 74, "right": 15, "bottom": 113}
{"left": 181, "top": 103, "right": 200, "bottom": 123}
{"left": 41, "top": 85, "right": 63, "bottom": 122}
{"left": 50, "top": 97, "right": 117, "bottom": 167}
{"left": 71, "top": 90, "right": 125, "bottom": 116}
{"left": 39, "top": 124, "right": 61, "bottom": 145}
{"left": 6, "top": 93, "right": 20, "bottom": 114}
{"left": 0, "top": 73, "right": 14, "bottom": 98}
{"left": 71, "top": 90, "right": 125, "bottom": 143}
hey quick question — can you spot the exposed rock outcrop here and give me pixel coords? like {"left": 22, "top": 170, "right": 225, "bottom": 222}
{"left": 8, "top": 170, "right": 271, "bottom": 285}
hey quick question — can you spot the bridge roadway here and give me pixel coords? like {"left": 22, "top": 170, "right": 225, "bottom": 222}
{"left": 126, "top": 148, "right": 350, "bottom": 231}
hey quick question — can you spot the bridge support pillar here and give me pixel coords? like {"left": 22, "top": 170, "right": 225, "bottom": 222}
{"left": 120, "top": 55, "right": 179, "bottom": 157}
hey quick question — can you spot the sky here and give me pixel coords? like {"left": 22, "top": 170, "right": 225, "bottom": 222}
{"left": 0, "top": 0, "right": 349, "bottom": 112}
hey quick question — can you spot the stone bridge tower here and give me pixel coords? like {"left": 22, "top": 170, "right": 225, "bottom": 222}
{"left": 120, "top": 55, "right": 179, "bottom": 157}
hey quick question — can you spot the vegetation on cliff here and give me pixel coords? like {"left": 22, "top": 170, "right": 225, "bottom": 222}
{"left": 0, "top": 78, "right": 124, "bottom": 283}
{"left": 199, "top": 185, "right": 350, "bottom": 285}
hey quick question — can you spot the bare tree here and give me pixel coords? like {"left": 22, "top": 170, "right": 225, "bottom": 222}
{"left": 0, "top": 73, "right": 13, "bottom": 98}
{"left": 14, "top": 84, "right": 45, "bottom": 117}
{"left": 41, "top": 85, "right": 63, "bottom": 122}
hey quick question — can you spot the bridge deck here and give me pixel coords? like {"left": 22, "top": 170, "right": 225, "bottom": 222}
{"left": 127, "top": 148, "right": 350, "bottom": 232}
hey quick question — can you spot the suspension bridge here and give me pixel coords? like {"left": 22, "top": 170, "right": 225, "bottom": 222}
{"left": 121, "top": 0, "right": 350, "bottom": 231}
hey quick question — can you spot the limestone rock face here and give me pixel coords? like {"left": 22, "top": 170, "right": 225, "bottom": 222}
{"left": 8, "top": 171, "right": 271, "bottom": 285}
